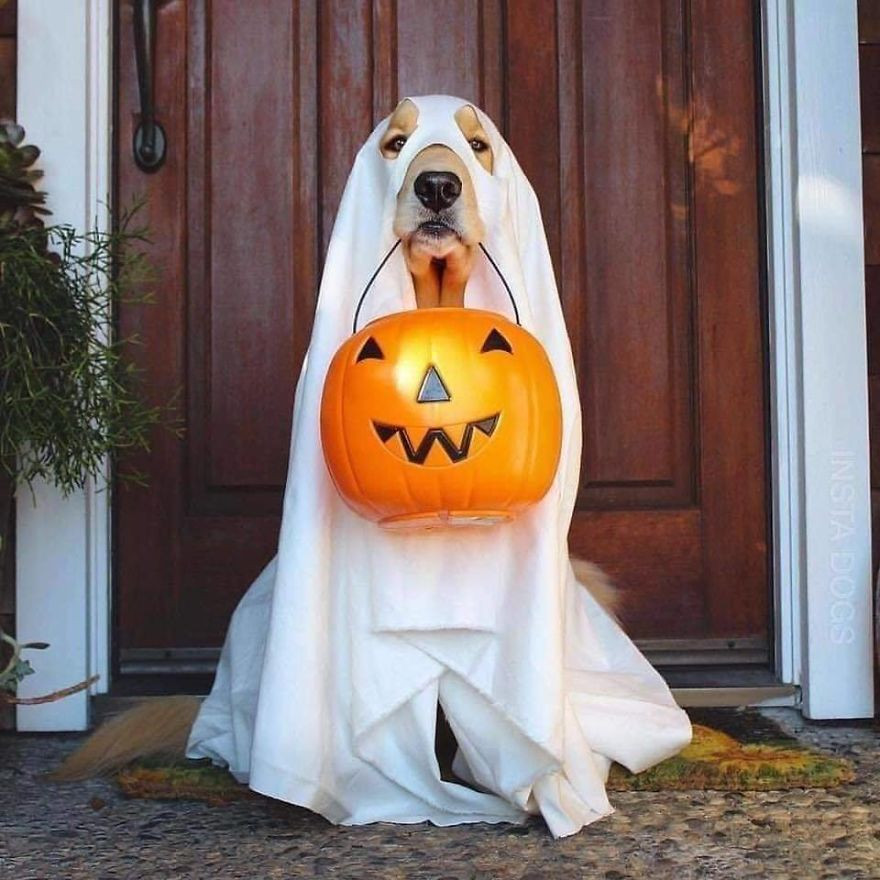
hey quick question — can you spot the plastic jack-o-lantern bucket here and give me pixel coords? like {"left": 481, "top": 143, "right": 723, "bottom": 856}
{"left": 320, "top": 306, "right": 562, "bottom": 530}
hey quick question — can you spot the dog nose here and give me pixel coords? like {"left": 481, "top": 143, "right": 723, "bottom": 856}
{"left": 413, "top": 171, "right": 461, "bottom": 212}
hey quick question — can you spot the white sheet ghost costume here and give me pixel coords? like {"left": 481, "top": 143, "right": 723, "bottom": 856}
{"left": 186, "top": 94, "right": 692, "bottom": 838}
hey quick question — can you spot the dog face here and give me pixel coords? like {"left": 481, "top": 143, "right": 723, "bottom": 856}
{"left": 379, "top": 98, "right": 494, "bottom": 308}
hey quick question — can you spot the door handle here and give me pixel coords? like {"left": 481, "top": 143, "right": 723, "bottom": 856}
{"left": 132, "top": 0, "right": 167, "bottom": 172}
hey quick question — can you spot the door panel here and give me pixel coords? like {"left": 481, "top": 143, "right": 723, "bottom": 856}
{"left": 115, "top": 0, "right": 769, "bottom": 661}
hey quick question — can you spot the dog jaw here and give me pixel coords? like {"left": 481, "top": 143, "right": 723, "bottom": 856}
{"left": 393, "top": 144, "right": 485, "bottom": 308}
{"left": 401, "top": 237, "right": 477, "bottom": 309}
{"left": 379, "top": 99, "right": 489, "bottom": 309}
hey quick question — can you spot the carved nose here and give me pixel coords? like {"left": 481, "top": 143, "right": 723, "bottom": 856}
{"left": 413, "top": 171, "right": 461, "bottom": 212}
{"left": 417, "top": 365, "right": 451, "bottom": 403}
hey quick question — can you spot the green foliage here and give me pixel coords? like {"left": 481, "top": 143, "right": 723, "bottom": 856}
{"left": 0, "top": 120, "right": 179, "bottom": 698}
{"left": 0, "top": 211, "right": 183, "bottom": 495}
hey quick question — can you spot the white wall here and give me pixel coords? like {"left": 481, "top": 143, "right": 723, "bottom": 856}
{"left": 15, "top": 0, "right": 111, "bottom": 731}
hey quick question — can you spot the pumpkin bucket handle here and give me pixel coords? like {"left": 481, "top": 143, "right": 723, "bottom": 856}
{"left": 352, "top": 239, "right": 522, "bottom": 334}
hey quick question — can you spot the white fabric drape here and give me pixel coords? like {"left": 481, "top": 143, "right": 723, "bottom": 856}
{"left": 186, "top": 94, "right": 692, "bottom": 838}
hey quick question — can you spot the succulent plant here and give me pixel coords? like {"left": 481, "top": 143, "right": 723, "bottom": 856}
{"left": 0, "top": 119, "right": 49, "bottom": 229}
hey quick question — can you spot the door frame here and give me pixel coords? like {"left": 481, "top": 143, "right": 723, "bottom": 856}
{"left": 15, "top": 0, "right": 874, "bottom": 729}
{"left": 762, "top": 0, "right": 873, "bottom": 718}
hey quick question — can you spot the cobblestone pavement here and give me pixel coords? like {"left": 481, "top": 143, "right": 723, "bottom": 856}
{"left": 1, "top": 709, "right": 878, "bottom": 880}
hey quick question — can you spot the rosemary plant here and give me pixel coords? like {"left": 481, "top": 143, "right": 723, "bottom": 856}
{"left": 0, "top": 120, "right": 181, "bottom": 699}
{"left": 0, "top": 219, "right": 178, "bottom": 495}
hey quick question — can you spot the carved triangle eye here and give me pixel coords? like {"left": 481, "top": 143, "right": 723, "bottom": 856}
{"left": 480, "top": 328, "right": 512, "bottom": 354}
{"left": 356, "top": 336, "right": 384, "bottom": 362}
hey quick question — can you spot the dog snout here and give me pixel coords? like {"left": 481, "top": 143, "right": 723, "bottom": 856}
{"left": 413, "top": 171, "right": 462, "bottom": 212}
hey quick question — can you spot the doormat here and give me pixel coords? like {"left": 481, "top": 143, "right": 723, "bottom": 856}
{"left": 605, "top": 708, "right": 854, "bottom": 791}
{"left": 115, "top": 709, "right": 854, "bottom": 805}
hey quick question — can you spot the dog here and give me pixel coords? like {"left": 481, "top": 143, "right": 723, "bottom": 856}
{"left": 386, "top": 98, "right": 489, "bottom": 309}
{"left": 50, "top": 99, "right": 618, "bottom": 782}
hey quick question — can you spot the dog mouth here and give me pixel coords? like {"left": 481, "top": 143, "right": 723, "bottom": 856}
{"left": 373, "top": 413, "right": 499, "bottom": 466}
{"left": 416, "top": 219, "right": 460, "bottom": 239}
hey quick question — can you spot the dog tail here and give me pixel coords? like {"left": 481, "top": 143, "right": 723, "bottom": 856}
{"left": 570, "top": 557, "right": 621, "bottom": 621}
{"left": 48, "top": 695, "right": 201, "bottom": 781}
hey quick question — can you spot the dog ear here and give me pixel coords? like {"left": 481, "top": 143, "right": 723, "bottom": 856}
{"left": 392, "top": 97, "right": 417, "bottom": 114}
{"left": 380, "top": 99, "right": 420, "bottom": 158}
{"left": 454, "top": 104, "right": 494, "bottom": 173}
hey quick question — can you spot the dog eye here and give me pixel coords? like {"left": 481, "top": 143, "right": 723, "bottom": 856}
{"left": 469, "top": 138, "right": 488, "bottom": 153}
{"left": 387, "top": 135, "right": 407, "bottom": 153}
{"left": 356, "top": 337, "right": 385, "bottom": 362}
{"left": 481, "top": 328, "right": 512, "bottom": 354}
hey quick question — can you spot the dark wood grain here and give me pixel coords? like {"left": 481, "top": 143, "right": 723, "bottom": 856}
{"left": 566, "top": 0, "right": 768, "bottom": 640}
{"left": 0, "top": 41, "right": 14, "bottom": 120}
{"left": 396, "top": 0, "right": 481, "bottom": 103}
{"left": 864, "top": 154, "right": 880, "bottom": 265}
{"left": 860, "top": 46, "right": 880, "bottom": 153}
{"left": 201, "top": 1, "right": 298, "bottom": 489}
{"left": 860, "top": 0, "right": 880, "bottom": 44}
{"left": 569, "top": 509, "right": 705, "bottom": 638}
{"left": 320, "top": 0, "right": 373, "bottom": 258}
{"left": 116, "top": 0, "right": 190, "bottom": 649}
{"left": 506, "top": 0, "right": 560, "bottom": 275}
{"left": 116, "top": 0, "right": 770, "bottom": 651}
{"left": 859, "top": 2, "right": 880, "bottom": 584}
{"left": 576, "top": 0, "right": 693, "bottom": 499}
{"left": 866, "top": 266, "right": 880, "bottom": 380}
{"left": 0, "top": 0, "right": 15, "bottom": 122}
{"left": 0, "top": 1, "right": 16, "bottom": 36}
{"left": 866, "top": 266, "right": 880, "bottom": 561}
{"left": 689, "top": 0, "right": 769, "bottom": 637}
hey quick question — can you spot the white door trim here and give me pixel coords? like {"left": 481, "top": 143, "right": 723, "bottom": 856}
{"left": 763, "top": 0, "right": 804, "bottom": 698}
{"left": 15, "top": 0, "right": 111, "bottom": 731}
{"left": 763, "top": 0, "right": 874, "bottom": 718}
{"left": 83, "top": 0, "right": 114, "bottom": 710}
{"left": 14, "top": 0, "right": 874, "bottom": 729}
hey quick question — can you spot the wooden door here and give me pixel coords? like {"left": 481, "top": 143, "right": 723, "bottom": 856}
{"left": 114, "top": 0, "right": 769, "bottom": 671}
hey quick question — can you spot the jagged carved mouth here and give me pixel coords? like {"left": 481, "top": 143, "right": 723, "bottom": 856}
{"left": 373, "top": 413, "right": 499, "bottom": 466}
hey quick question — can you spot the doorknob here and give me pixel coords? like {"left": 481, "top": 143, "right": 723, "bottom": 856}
{"left": 132, "top": 0, "right": 167, "bottom": 172}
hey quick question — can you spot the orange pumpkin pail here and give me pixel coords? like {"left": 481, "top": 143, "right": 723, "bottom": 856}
{"left": 320, "top": 305, "right": 562, "bottom": 530}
